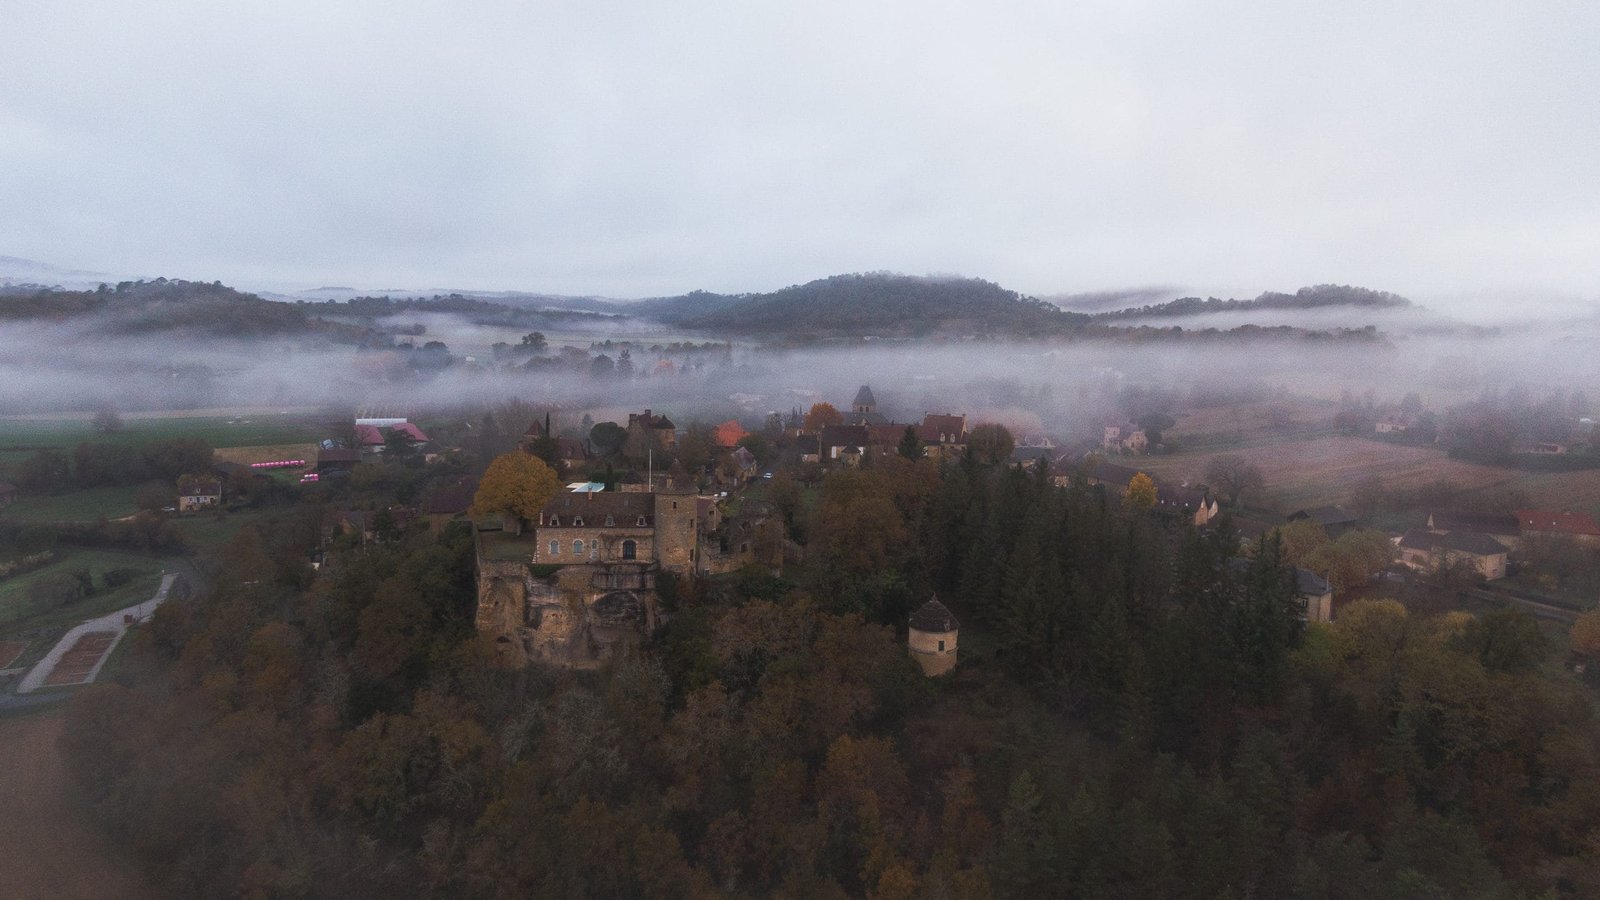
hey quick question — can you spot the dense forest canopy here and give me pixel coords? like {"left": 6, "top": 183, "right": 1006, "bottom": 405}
{"left": 58, "top": 453, "right": 1600, "bottom": 898}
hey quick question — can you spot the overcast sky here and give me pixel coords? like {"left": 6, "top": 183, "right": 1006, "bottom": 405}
{"left": 3, "top": 1, "right": 1598, "bottom": 306}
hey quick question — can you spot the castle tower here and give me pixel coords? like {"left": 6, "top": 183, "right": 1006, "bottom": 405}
{"left": 852, "top": 384, "right": 877, "bottom": 416}
{"left": 908, "top": 595, "right": 959, "bottom": 676}
{"left": 652, "top": 486, "right": 699, "bottom": 577}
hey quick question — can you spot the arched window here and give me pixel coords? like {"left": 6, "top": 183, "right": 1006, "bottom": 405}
{"left": 573, "top": 539, "right": 584, "bottom": 555}
{"left": 549, "top": 540, "right": 559, "bottom": 556}
{"left": 622, "top": 539, "right": 637, "bottom": 560}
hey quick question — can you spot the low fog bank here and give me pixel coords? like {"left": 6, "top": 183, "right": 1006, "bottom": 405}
{"left": 5, "top": 308, "right": 1600, "bottom": 445}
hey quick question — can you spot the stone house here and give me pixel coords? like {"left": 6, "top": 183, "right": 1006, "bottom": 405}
{"left": 920, "top": 413, "right": 968, "bottom": 459}
{"left": 625, "top": 409, "right": 678, "bottom": 456}
{"left": 908, "top": 596, "right": 959, "bottom": 676}
{"left": 1103, "top": 424, "right": 1148, "bottom": 454}
{"left": 1399, "top": 530, "right": 1509, "bottom": 581}
{"left": 1157, "top": 484, "right": 1220, "bottom": 526}
{"left": 1297, "top": 568, "right": 1333, "bottom": 624}
{"left": 1427, "top": 510, "right": 1521, "bottom": 550}
{"left": 820, "top": 424, "right": 870, "bottom": 464}
{"left": 176, "top": 474, "right": 222, "bottom": 512}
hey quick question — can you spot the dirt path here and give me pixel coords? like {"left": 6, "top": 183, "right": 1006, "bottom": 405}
{"left": 0, "top": 709, "right": 155, "bottom": 899}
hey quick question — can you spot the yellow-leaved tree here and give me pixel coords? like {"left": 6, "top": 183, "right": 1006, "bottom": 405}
{"left": 472, "top": 453, "right": 560, "bottom": 525}
{"left": 1126, "top": 472, "right": 1157, "bottom": 510}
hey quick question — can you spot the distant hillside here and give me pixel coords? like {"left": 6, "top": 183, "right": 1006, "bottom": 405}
{"left": 629, "top": 273, "right": 1091, "bottom": 337}
{"left": 1094, "top": 284, "right": 1410, "bottom": 321}
{"left": 0, "top": 278, "right": 358, "bottom": 338}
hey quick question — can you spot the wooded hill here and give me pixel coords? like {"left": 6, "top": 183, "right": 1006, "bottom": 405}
{"left": 1092, "top": 284, "right": 1412, "bottom": 321}
{"left": 0, "top": 278, "right": 361, "bottom": 339}
{"left": 626, "top": 273, "right": 1093, "bottom": 337}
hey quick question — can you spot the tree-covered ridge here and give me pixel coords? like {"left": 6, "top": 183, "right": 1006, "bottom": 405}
{"left": 0, "top": 278, "right": 343, "bottom": 336}
{"left": 630, "top": 273, "right": 1093, "bottom": 336}
{"left": 1094, "top": 284, "right": 1412, "bottom": 321}
{"left": 57, "top": 455, "right": 1600, "bottom": 898}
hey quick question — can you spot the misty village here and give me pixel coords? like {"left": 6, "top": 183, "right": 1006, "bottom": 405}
{"left": 7, "top": 3, "right": 1600, "bottom": 898}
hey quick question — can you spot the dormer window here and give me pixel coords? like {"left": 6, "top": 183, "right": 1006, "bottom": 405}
{"left": 637, "top": 516, "right": 647, "bottom": 526}
{"left": 573, "top": 516, "right": 584, "bottom": 527}
{"left": 605, "top": 515, "right": 615, "bottom": 526}
{"left": 548, "top": 516, "right": 559, "bottom": 527}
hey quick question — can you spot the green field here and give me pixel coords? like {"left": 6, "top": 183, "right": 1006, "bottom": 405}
{"left": 0, "top": 547, "right": 168, "bottom": 635}
{"left": 0, "top": 412, "right": 330, "bottom": 478}
{"left": 0, "top": 483, "right": 153, "bottom": 523}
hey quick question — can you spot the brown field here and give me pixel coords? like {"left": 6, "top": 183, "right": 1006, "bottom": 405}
{"left": 213, "top": 442, "right": 319, "bottom": 467}
{"left": 0, "top": 709, "right": 155, "bottom": 899}
{"left": 1130, "top": 436, "right": 1600, "bottom": 517}
{"left": 0, "top": 640, "right": 27, "bottom": 669}
{"left": 44, "top": 632, "right": 118, "bottom": 686}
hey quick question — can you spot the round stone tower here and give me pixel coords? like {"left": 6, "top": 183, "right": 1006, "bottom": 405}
{"left": 908, "top": 595, "right": 959, "bottom": 676}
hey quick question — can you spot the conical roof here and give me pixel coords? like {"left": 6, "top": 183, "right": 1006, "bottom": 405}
{"left": 909, "top": 596, "right": 958, "bottom": 633}
{"left": 853, "top": 384, "right": 877, "bottom": 408}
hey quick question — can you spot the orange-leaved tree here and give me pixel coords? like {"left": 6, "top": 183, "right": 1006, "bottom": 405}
{"left": 1126, "top": 472, "right": 1157, "bottom": 509}
{"left": 804, "top": 402, "right": 844, "bottom": 432}
{"left": 472, "top": 452, "right": 560, "bottom": 522}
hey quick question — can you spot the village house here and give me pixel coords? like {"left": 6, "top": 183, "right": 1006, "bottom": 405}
{"left": 920, "top": 413, "right": 968, "bottom": 459}
{"left": 1515, "top": 509, "right": 1600, "bottom": 546}
{"left": 1298, "top": 569, "right": 1334, "bottom": 624}
{"left": 820, "top": 424, "right": 870, "bottom": 465}
{"left": 625, "top": 409, "right": 678, "bottom": 456}
{"left": 176, "top": 474, "right": 222, "bottom": 512}
{"left": 1399, "top": 529, "right": 1510, "bottom": 581}
{"left": 795, "top": 434, "right": 821, "bottom": 464}
{"left": 727, "top": 446, "right": 759, "bottom": 483}
{"left": 1102, "top": 424, "right": 1148, "bottom": 454}
{"left": 1287, "top": 506, "right": 1360, "bottom": 538}
{"left": 1157, "top": 483, "right": 1221, "bottom": 527}
{"left": 1426, "top": 510, "right": 1521, "bottom": 550}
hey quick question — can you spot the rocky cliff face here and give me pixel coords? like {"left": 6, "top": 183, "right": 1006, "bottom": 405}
{"left": 476, "top": 559, "right": 659, "bottom": 668}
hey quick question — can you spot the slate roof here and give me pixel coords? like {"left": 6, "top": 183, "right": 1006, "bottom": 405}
{"left": 1515, "top": 509, "right": 1600, "bottom": 537}
{"left": 921, "top": 414, "right": 967, "bottom": 442}
{"left": 1400, "top": 529, "right": 1509, "bottom": 556}
{"left": 853, "top": 385, "right": 877, "bottom": 408}
{"left": 820, "top": 424, "right": 870, "bottom": 449}
{"left": 909, "top": 596, "right": 959, "bottom": 633}
{"left": 177, "top": 475, "right": 222, "bottom": 496}
{"left": 540, "top": 492, "right": 655, "bottom": 528}
{"left": 1428, "top": 510, "right": 1520, "bottom": 537}
{"left": 1295, "top": 568, "right": 1331, "bottom": 596}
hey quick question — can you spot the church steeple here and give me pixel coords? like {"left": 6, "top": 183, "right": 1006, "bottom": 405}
{"left": 852, "top": 384, "right": 877, "bottom": 415}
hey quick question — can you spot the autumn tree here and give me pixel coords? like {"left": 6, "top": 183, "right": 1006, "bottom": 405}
{"left": 1126, "top": 472, "right": 1157, "bottom": 509}
{"left": 471, "top": 453, "right": 560, "bottom": 525}
{"left": 1204, "top": 454, "right": 1265, "bottom": 506}
{"left": 804, "top": 402, "right": 844, "bottom": 432}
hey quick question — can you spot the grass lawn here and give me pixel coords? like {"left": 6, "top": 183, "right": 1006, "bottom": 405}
{"left": 0, "top": 483, "right": 155, "bottom": 523}
{"left": 0, "top": 548, "right": 168, "bottom": 635}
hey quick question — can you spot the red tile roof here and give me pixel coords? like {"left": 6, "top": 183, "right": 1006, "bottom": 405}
{"left": 1515, "top": 509, "right": 1600, "bottom": 537}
